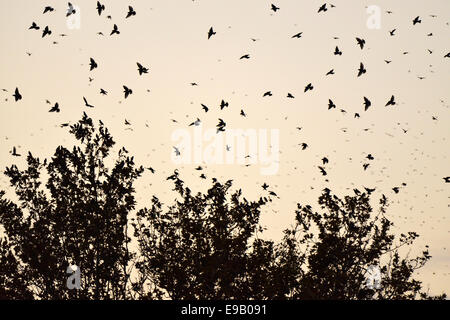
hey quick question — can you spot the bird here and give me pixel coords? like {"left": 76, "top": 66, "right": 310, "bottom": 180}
{"left": 263, "top": 91, "right": 273, "bottom": 97}
{"left": 318, "top": 166, "right": 327, "bottom": 176}
{"left": 367, "top": 154, "right": 374, "bottom": 160}
{"left": 11, "top": 147, "right": 21, "bottom": 157}
{"left": 443, "top": 177, "right": 450, "bottom": 183}
{"left": 389, "top": 29, "right": 396, "bottom": 36}
{"left": 29, "top": 22, "right": 40, "bottom": 30}
{"left": 100, "top": 89, "right": 108, "bottom": 95}
{"left": 363, "top": 163, "right": 370, "bottom": 170}
{"left": 356, "top": 37, "right": 366, "bottom": 49}
{"left": 363, "top": 97, "right": 371, "bottom": 111}
{"left": 357, "top": 62, "right": 366, "bottom": 77}
{"left": 392, "top": 187, "right": 400, "bottom": 194}
{"left": 292, "top": 32, "right": 303, "bottom": 38}
{"left": 328, "top": 99, "right": 336, "bottom": 110}
{"left": 83, "top": 97, "right": 95, "bottom": 108}
{"left": 364, "top": 187, "right": 376, "bottom": 195}
{"left": 444, "top": 53, "right": 450, "bottom": 58}
{"left": 287, "top": 93, "right": 295, "bottom": 98}
{"left": 49, "top": 102, "right": 60, "bottom": 113}
{"left": 216, "top": 119, "right": 226, "bottom": 132}
{"left": 42, "top": 26, "right": 52, "bottom": 38}
{"left": 201, "top": 104, "right": 209, "bottom": 112}
{"left": 189, "top": 118, "right": 201, "bottom": 126}
{"left": 326, "top": 69, "right": 334, "bottom": 76}
{"left": 385, "top": 60, "right": 392, "bottom": 64}
{"left": 89, "top": 58, "right": 98, "bottom": 71}
{"left": 43, "top": 6, "right": 54, "bottom": 14}
{"left": 385, "top": 95, "right": 396, "bottom": 106}
{"left": 304, "top": 83, "right": 314, "bottom": 92}
{"left": 220, "top": 100, "right": 229, "bottom": 110}
{"left": 334, "top": 46, "right": 342, "bottom": 55}
{"left": 96, "top": 1, "right": 105, "bottom": 16}
{"left": 271, "top": 4, "right": 280, "bottom": 12}
{"left": 412, "top": 16, "right": 421, "bottom": 25}
{"left": 137, "top": 63, "right": 149, "bottom": 75}
{"left": 262, "top": 183, "right": 269, "bottom": 190}
{"left": 208, "top": 27, "right": 216, "bottom": 39}
{"left": 66, "top": 2, "right": 76, "bottom": 17}
{"left": 173, "top": 147, "right": 181, "bottom": 156}
{"left": 299, "top": 143, "right": 308, "bottom": 150}
{"left": 322, "top": 157, "right": 329, "bottom": 165}
{"left": 240, "top": 109, "right": 246, "bottom": 117}
{"left": 147, "top": 167, "right": 155, "bottom": 174}
{"left": 240, "top": 54, "right": 250, "bottom": 60}
{"left": 110, "top": 24, "right": 120, "bottom": 36}
{"left": 13, "top": 88, "right": 22, "bottom": 102}
{"left": 123, "top": 86, "right": 133, "bottom": 99}
{"left": 126, "top": 6, "right": 136, "bottom": 18}
{"left": 354, "top": 113, "right": 360, "bottom": 118}
{"left": 318, "top": 3, "right": 327, "bottom": 13}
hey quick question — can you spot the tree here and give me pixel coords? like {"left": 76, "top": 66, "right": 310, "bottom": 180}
{"left": 132, "top": 172, "right": 302, "bottom": 299}
{"left": 291, "top": 188, "right": 446, "bottom": 300}
{"left": 0, "top": 113, "right": 143, "bottom": 299}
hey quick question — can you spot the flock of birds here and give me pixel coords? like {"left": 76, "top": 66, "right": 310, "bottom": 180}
{"left": 2, "top": 2, "right": 449, "bottom": 197}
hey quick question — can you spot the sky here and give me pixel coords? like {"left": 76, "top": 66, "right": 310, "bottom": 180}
{"left": 0, "top": 0, "right": 449, "bottom": 295}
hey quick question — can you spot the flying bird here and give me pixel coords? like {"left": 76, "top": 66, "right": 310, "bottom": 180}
{"left": 13, "top": 88, "right": 22, "bottom": 102}
{"left": 110, "top": 24, "right": 120, "bottom": 36}
{"left": 89, "top": 58, "right": 98, "bottom": 71}
{"left": 443, "top": 177, "right": 450, "bottom": 183}
{"left": 100, "top": 89, "right": 108, "bottom": 95}
{"left": 96, "top": 1, "right": 105, "bottom": 15}
{"left": 389, "top": 29, "right": 396, "bottom": 36}
{"left": 220, "top": 100, "right": 229, "bottom": 110}
{"left": 326, "top": 69, "right": 334, "bottom": 75}
{"left": 263, "top": 91, "right": 273, "bottom": 97}
{"left": 126, "top": 6, "right": 136, "bottom": 18}
{"left": 328, "top": 99, "right": 336, "bottom": 110}
{"left": 334, "top": 46, "right": 342, "bottom": 55}
{"left": 201, "top": 104, "right": 209, "bottom": 112}
{"left": 49, "top": 102, "right": 60, "bottom": 113}
{"left": 137, "top": 62, "right": 149, "bottom": 75}
{"left": 42, "top": 26, "right": 52, "bottom": 38}
{"left": 271, "top": 4, "right": 280, "bottom": 12}
{"left": 240, "top": 54, "right": 250, "bottom": 60}
{"left": 304, "top": 83, "right": 314, "bottom": 92}
{"left": 11, "top": 147, "right": 21, "bottom": 157}
{"left": 318, "top": 3, "right": 327, "bottom": 13}
{"left": 363, "top": 97, "right": 371, "bottom": 111}
{"left": 412, "top": 16, "right": 421, "bottom": 25}
{"left": 29, "top": 22, "right": 40, "bottom": 30}
{"left": 43, "top": 6, "right": 54, "bottom": 14}
{"left": 357, "top": 62, "right": 366, "bottom": 77}
{"left": 83, "top": 97, "right": 95, "bottom": 108}
{"left": 123, "top": 86, "right": 133, "bottom": 99}
{"left": 385, "top": 95, "right": 396, "bottom": 106}
{"left": 208, "top": 27, "right": 216, "bottom": 39}
{"left": 292, "top": 32, "right": 303, "bottom": 38}
{"left": 66, "top": 2, "right": 76, "bottom": 17}
{"left": 356, "top": 37, "right": 366, "bottom": 49}
{"left": 287, "top": 93, "right": 295, "bottom": 98}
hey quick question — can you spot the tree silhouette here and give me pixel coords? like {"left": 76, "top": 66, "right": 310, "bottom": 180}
{"left": 0, "top": 116, "right": 446, "bottom": 300}
{"left": 0, "top": 113, "right": 143, "bottom": 299}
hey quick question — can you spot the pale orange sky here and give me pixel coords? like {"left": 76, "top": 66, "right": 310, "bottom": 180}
{"left": 0, "top": 0, "right": 449, "bottom": 295}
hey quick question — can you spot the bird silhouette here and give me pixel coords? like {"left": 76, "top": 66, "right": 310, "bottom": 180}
{"left": 83, "top": 97, "right": 95, "bottom": 108}
{"left": 89, "top": 58, "right": 98, "bottom": 71}
{"left": 271, "top": 4, "right": 280, "bottom": 12}
{"left": 42, "top": 26, "right": 52, "bottom": 38}
{"left": 201, "top": 104, "right": 209, "bottom": 112}
{"left": 263, "top": 91, "right": 273, "bottom": 97}
{"left": 96, "top": 1, "right": 105, "bottom": 15}
{"left": 220, "top": 100, "right": 229, "bottom": 110}
{"left": 216, "top": 119, "right": 226, "bottom": 132}
{"left": 334, "top": 46, "right": 342, "bottom": 55}
{"left": 137, "top": 63, "right": 149, "bottom": 75}
{"left": 110, "top": 24, "right": 120, "bottom": 36}
{"left": 287, "top": 93, "right": 295, "bottom": 98}
{"left": 240, "top": 54, "right": 250, "bottom": 60}
{"left": 363, "top": 97, "right": 371, "bottom": 111}
{"left": 13, "top": 88, "right": 22, "bottom": 102}
{"left": 389, "top": 29, "right": 396, "bottom": 36}
{"left": 123, "top": 86, "right": 133, "bottom": 99}
{"left": 413, "top": 16, "right": 421, "bottom": 25}
{"left": 304, "top": 83, "right": 314, "bottom": 92}
{"left": 208, "top": 27, "right": 216, "bottom": 39}
{"left": 328, "top": 99, "right": 336, "bottom": 110}
{"left": 443, "top": 177, "right": 450, "bottom": 183}
{"left": 66, "top": 2, "right": 76, "bottom": 17}
{"left": 11, "top": 147, "right": 21, "bottom": 157}
{"left": 49, "top": 102, "right": 60, "bottom": 113}
{"left": 356, "top": 37, "right": 366, "bottom": 49}
{"left": 126, "top": 6, "right": 136, "bottom": 18}
{"left": 240, "top": 109, "right": 246, "bottom": 117}
{"left": 100, "top": 89, "right": 108, "bottom": 95}
{"left": 29, "top": 22, "right": 40, "bottom": 30}
{"left": 318, "top": 3, "right": 327, "bottom": 13}
{"left": 385, "top": 95, "right": 396, "bottom": 106}
{"left": 318, "top": 166, "right": 327, "bottom": 176}
{"left": 292, "top": 32, "right": 303, "bottom": 38}
{"left": 43, "top": 6, "right": 54, "bottom": 14}
{"left": 326, "top": 69, "right": 334, "bottom": 75}
{"left": 357, "top": 62, "right": 366, "bottom": 77}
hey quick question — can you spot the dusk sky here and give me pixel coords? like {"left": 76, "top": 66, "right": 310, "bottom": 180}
{"left": 0, "top": 0, "right": 449, "bottom": 294}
